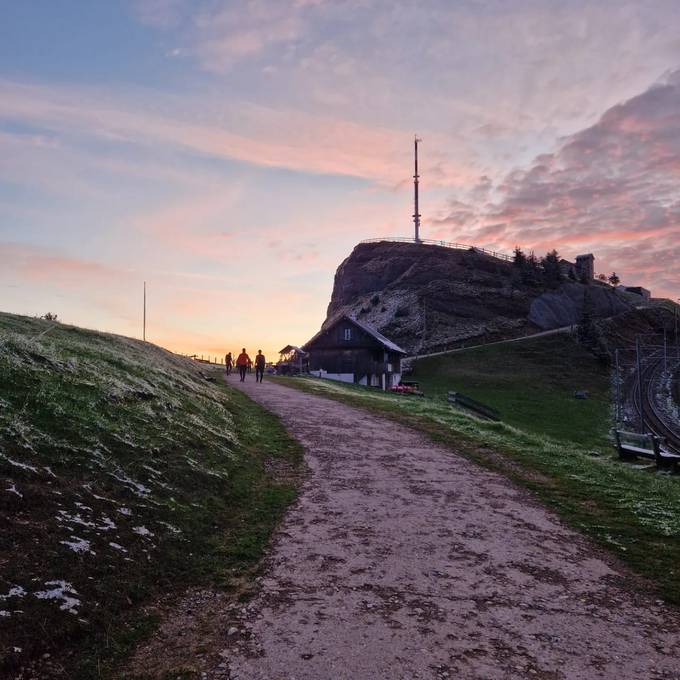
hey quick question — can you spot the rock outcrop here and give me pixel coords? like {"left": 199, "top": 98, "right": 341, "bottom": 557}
{"left": 529, "top": 283, "right": 630, "bottom": 330}
{"left": 325, "top": 240, "right": 634, "bottom": 354}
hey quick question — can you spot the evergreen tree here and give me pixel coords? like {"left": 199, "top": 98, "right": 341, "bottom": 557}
{"left": 513, "top": 246, "right": 526, "bottom": 269}
{"left": 577, "top": 290, "right": 610, "bottom": 364}
{"left": 541, "top": 249, "right": 562, "bottom": 284}
{"left": 521, "top": 251, "right": 541, "bottom": 285}
{"left": 577, "top": 290, "right": 599, "bottom": 352}
{"left": 608, "top": 272, "right": 620, "bottom": 286}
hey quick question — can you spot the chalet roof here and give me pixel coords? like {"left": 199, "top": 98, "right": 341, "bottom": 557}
{"left": 303, "top": 314, "right": 406, "bottom": 354}
{"left": 278, "top": 344, "right": 307, "bottom": 355}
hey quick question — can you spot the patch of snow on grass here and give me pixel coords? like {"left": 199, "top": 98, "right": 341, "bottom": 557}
{"left": 109, "top": 542, "right": 128, "bottom": 553}
{"left": 142, "top": 464, "right": 161, "bottom": 476}
{"left": 97, "top": 515, "right": 116, "bottom": 531}
{"left": 118, "top": 506, "right": 132, "bottom": 516}
{"left": 158, "top": 521, "right": 181, "bottom": 534}
{"left": 6, "top": 483, "right": 22, "bottom": 498}
{"left": 57, "top": 510, "right": 96, "bottom": 529}
{"left": 34, "top": 581, "right": 81, "bottom": 614}
{"left": 132, "top": 526, "right": 154, "bottom": 538}
{"left": 60, "top": 537, "right": 95, "bottom": 554}
{"left": 1, "top": 585, "right": 27, "bottom": 600}
{"left": 109, "top": 470, "right": 150, "bottom": 497}
{"left": 0, "top": 454, "right": 38, "bottom": 473}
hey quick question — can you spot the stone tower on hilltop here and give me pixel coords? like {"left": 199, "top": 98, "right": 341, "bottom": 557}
{"left": 576, "top": 254, "right": 595, "bottom": 280}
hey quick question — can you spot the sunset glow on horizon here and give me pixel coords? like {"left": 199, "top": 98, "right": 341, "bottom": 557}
{"left": 2, "top": 1, "right": 679, "bottom": 357}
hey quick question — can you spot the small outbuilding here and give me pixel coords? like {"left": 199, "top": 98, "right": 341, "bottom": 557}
{"left": 277, "top": 345, "right": 308, "bottom": 375}
{"left": 621, "top": 286, "right": 652, "bottom": 301}
{"left": 302, "top": 315, "right": 406, "bottom": 389}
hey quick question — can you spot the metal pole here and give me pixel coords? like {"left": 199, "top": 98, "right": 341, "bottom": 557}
{"left": 664, "top": 329, "right": 667, "bottom": 373}
{"left": 675, "top": 298, "right": 680, "bottom": 359}
{"left": 636, "top": 337, "right": 645, "bottom": 433}
{"left": 615, "top": 349, "right": 621, "bottom": 427}
{"left": 413, "top": 135, "right": 421, "bottom": 243}
{"left": 422, "top": 298, "right": 427, "bottom": 355}
{"left": 143, "top": 281, "right": 146, "bottom": 342}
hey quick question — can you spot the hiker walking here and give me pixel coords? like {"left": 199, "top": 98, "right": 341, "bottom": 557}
{"left": 236, "top": 348, "right": 251, "bottom": 382}
{"left": 225, "top": 352, "right": 233, "bottom": 376}
{"left": 255, "top": 350, "right": 266, "bottom": 383}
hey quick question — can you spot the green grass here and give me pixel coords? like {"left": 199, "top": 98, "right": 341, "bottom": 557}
{"left": 276, "top": 374, "right": 680, "bottom": 605}
{"left": 0, "top": 313, "right": 303, "bottom": 678}
{"left": 410, "top": 333, "right": 612, "bottom": 449}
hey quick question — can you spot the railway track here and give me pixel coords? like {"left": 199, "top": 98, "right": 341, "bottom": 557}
{"left": 631, "top": 353, "right": 680, "bottom": 454}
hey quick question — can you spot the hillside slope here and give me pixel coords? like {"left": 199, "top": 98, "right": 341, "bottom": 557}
{"left": 409, "top": 333, "right": 612, "bottom": 449}
{"left": 326, "top": 241, "right": 632, "bottom": 353}
{"left": 0, "top": 313, "right": 301, "bottom": 678}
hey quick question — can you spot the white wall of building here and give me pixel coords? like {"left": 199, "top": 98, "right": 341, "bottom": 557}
{"left": 314, "top": 370, "right": 355, "bottom": 384}
{"left": 314, "top": 369, "right": 402, "bottom": 390}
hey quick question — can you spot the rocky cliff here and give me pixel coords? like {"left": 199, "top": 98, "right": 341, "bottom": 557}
{"left": 325, "top": 241, "right": 633, "bottom": 354}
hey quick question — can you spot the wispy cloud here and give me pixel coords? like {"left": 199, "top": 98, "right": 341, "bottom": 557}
{"left": 0, "top": 242, "right": 126, "bottom": 287}
{"left": 0, "top": 79, "right": 471, "bottom": 188}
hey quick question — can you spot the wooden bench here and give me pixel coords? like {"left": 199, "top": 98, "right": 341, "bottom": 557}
{"left": 448, "top": 391, "right": 501, "bottom": 421}
{"left": 613, "top": 430, "right": 680, "bottom": 471}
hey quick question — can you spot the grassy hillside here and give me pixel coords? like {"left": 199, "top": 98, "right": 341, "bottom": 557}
{"left": 0, "top": 313, "right": 302, "bottom": 678}
{"left": 410, "top": 333, "right": 612, "bottom": 449}
{"left": 276, "top": 371, "right": 680, "bottom": 604}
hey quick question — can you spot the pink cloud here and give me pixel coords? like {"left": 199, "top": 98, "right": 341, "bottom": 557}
{"left": 0, "top": 243, "right": 124, "bottom": 288}
{"left": 435, "top": 70, "right": 680, "bottom": 298}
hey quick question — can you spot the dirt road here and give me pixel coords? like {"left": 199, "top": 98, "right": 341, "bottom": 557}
{"left": 221, "top": 375, "right": 680, "bottom": 679}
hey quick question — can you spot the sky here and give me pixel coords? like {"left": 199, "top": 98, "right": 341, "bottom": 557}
{"left": 1, "top": 0, "right": 679, "bottom": 357}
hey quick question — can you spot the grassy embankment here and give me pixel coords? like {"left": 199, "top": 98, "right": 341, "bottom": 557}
{"left": 0, "top": 312, "right": 302, "bottom": 678}
{"left": 411, "top": 333, "right": 611, "bottom": 449}
{"left": 279, "top": 333, "right": 680, "bottom": 603}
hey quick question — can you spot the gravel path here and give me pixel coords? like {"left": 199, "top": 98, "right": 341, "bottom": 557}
{"left": 222, "top": 375, "right": 680, "bottom": 680}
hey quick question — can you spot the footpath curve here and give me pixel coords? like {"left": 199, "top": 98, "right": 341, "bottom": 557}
{"left": 221, "top": 375, "right": 679, "bottom": 680}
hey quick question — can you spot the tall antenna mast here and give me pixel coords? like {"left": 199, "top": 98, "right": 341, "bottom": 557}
{"left": 143, "top": 281, "right": 146, "bottom": 342}
{"left": 413, "top": 135, "right": 422, "bottom": 243}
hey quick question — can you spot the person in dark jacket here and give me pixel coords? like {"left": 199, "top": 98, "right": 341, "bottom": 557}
{"left": 225, "top": 352, "right": 233, "bottom": 376}
{"left": 255, "top": 350, "right": 266, "bottom": 383}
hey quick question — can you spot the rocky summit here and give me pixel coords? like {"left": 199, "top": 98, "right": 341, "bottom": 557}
{"left": 325, "top": 240, "right": 633, "bottom": 354}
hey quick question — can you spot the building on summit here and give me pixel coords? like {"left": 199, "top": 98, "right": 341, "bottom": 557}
{"left": 559, "top": 253, "right": 595, "bottom": 281}
{"left": 620, "top": 286, "right": 652, "bottom": 301}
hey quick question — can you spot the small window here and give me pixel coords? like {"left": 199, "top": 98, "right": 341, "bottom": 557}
{"left": 343, "top": 327, "right": 352, "bottom": 341}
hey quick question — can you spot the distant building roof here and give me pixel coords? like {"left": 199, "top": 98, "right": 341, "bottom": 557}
{"left": 303, "top": 314, "right": 407, "bottom": 354}
{"left": 278, "top": 344, "right": 307, "bottom": 355}
{"left": 621, "top": 286, "right": 651, "bottom": 298}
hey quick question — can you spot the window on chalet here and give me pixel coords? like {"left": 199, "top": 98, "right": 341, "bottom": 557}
{"left": 343, "top": 327, "right": 352, "bottom": 341}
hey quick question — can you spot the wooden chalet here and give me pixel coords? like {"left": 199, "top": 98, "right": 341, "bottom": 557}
{"left": 302, "top": 315, "right": 406, "bottom": 389}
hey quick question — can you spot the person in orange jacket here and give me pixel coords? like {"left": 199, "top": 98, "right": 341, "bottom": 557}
{"left": 236, "top": 348, "right": 251, "bottom": 382}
